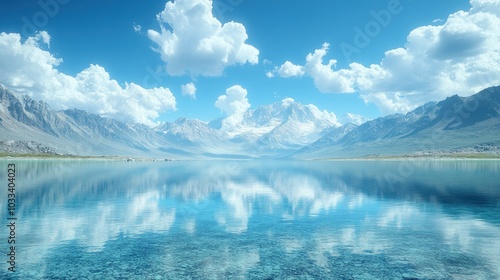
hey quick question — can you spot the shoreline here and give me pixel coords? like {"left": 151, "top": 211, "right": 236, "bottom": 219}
{"left": 315, "top": 153, "right": 500, "bottom": 161}
{"left": 316, "top": 157, "right": 500, "bottom": 161}
{"left": 1, "top": 153, "right": 500, "bottom": 161}
{"left": 0, "top": 153, "right": 172, "bottom": 162}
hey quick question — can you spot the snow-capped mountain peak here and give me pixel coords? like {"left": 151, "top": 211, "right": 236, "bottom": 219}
{"left": 1, "top": 84, "right": 376, "bottom": 158}
{"left": 338, "top": 113, "right": 370, "bottom": 125}
{"left": 228, "top": 99, "right": 341, "bottom": 152}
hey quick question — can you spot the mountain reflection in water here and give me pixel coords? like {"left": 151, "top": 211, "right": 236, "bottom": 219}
{"left": 1, "top": 159, "right": 499, "bottom": 279}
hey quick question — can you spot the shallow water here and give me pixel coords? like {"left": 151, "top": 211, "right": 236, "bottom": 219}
{"left": 0, "top": 159, "right": 499, "bottom": 279}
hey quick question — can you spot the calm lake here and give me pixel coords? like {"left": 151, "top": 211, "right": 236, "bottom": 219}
{"left": 1, "top": 159, "right": 499, "bottom": 279}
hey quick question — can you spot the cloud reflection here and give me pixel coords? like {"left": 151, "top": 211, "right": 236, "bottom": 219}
{"left": 1, "top": 159, "right": 498, "bottom": 278}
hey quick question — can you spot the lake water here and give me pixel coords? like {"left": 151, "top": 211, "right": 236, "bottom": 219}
{"left": 1, "top": 159, "right": 499, "bottom": 279}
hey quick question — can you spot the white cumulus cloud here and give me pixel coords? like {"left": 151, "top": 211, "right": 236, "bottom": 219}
{"left": 181, "top": 82, "right": 197, "bottom": 98}
{"left": 277, "top": 61, "right": 305, "bottom": 78}
{"left": 147, "top": 0, "right": 259, "bottom": 76}
{"left": 215, "top": 85, "right": 250, "bottom": 130}
{"left": 275, "top": 0, "right": 500, "bottom": 115}
{"left": 0, "top": 32, "right": 176, "bottom": 126}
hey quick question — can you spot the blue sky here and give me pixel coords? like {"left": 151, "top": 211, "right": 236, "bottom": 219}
{"left": 1, "top": 0, "right": 498, "bottom": 126}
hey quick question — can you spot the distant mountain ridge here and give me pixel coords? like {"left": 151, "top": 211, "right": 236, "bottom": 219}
{"left": 294, "top": 86, "right": 500, "bottom": 158}
{"left": 0, "top": 85, "right": 179, "bottom": 157}
{"left": 0, "top": 85, "right": 344, "bottom": 158}
{"left": 1, "top": 84, "right": 499, "bottom": 158}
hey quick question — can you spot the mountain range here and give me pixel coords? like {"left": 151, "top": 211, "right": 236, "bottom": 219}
{"left": 1, "top": 84, "right": 499, "bottom": 159}
{"left": 295, "top": 86, "right": 500, "bottom": 158}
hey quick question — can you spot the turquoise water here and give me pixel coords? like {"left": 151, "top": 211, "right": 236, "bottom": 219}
{"left": 0, "top": 159, "right": 499, "bottom": 279}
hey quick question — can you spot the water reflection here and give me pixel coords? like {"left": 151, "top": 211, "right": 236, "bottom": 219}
{"left": 0, "top": 159, "right": 499, "bottom": 278}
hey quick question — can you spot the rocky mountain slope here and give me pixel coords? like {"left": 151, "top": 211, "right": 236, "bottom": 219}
{"left": 0, "top": 85, "right": 179, "bottom": 157}
{"left": 2, "top": 84, "right": 499, "bottom": 159}
{"left": 0, "top": 85, "right": 344, "bottom": 158}
{"left": 294, "top": 86, "right": 500, "bottom": 159}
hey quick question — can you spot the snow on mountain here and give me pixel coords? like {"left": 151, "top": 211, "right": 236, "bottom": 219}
{"left": 210, "top": 98, "right": 340, "bottom": 154}
{"left": 294, "top": 86, "right": 500, "bottom": 159}
{"left": 250, "top": 100, "right": 339, "bottom": 152}
{"left": 338, "top": 113, "right": 370, "bottom": 125}
{"left": 0, "top": 85, "right": 181, "bottom": 157}
{"left": 155, "top": 98, "right": 342, "bottom": 156}
{"left": 154, "top": 117, "right": 240, "bottom": 155}
{"left": 5, "top": 81, "right": 499, "bottom": 160}
{"left": 156, "top": 117, "right": 222, "bottom": 143}
{"left": 1, "top": 84, "right": 350, "bottom": 158}
{"left": 300, "top": 123, "right": 358, "bottom": 154}
{"left": 14, "top": 81, "right": 498, "bottom": 159}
